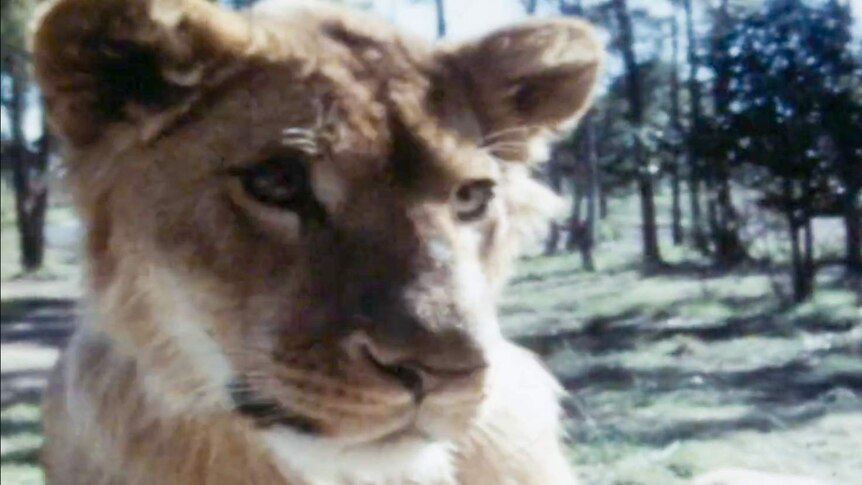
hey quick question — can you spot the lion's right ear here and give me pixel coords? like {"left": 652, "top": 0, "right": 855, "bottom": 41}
{"left": 33, "top": 0, "right": 253, "bottom": 146}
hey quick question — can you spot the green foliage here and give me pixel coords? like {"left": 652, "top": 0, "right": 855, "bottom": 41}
{"left": 0, "top": 0, "right": 37, "bottom": 65}
{"left": 716, "top": 0, "right": 859, "bottom": 218}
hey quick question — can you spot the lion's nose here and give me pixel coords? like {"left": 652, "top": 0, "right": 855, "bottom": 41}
{"left": 349, "top": 333, "right": 487, "bottom": 400}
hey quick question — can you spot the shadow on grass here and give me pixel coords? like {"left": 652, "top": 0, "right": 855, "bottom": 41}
{"left": 0, "top": 297, "right": 76, "bottom": 348}
{"left": 564, "top": 346, "right": 862, "bottom": 398}
{"left": 560, "top": 347, "right": 862, "bottom": 447}
{"left": 604, "top": 257, "right": 761, "bottom": 280}
{"left": 0, "top": 448, "right": 40, "bottom": 466}
{"left": 510, "top": 263, "right": 862, "bottom": 449}
{"left": 1, "top": 405, "right": 42, "bottom": 466}
{"left": 622, "top": 405, "right": 831, "bottom": 447}
{"left": 517, "top": 293, "right": 858, "bottom": 357}
{"left": 511, "top": 267, "right": 587, "bottom": 285}
{"left": 0, "top": 415, "right": 41, "bottom": 436}
{"left": 1, "top": 297, "right": 73, "bottom": 414}
{"left": 1, "top": 370, "right": 49, "bottom": 408}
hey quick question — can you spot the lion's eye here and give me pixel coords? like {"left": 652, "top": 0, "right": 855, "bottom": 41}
{"left": 230, "top": 158, "right": 309, "bottom": 209}
{"left": 453, "top": 179, "right": 495, "bottom": 222}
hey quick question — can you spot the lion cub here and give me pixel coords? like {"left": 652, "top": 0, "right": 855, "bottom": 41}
{"left": 33, "top": 0, "right": 601, "bottom": 483}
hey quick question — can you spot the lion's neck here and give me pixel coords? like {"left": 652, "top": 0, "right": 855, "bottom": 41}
{"left": 52, "top": 330, "right": 293, "bottom": 485}
{"left": 264, "top": 429, "right": 458, "bottom": 485}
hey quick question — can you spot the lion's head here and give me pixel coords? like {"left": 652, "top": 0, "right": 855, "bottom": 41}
{"left": 34, "top": 0, "right": 600, "bottom": 480}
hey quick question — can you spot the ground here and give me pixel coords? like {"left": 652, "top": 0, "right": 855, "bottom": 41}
{"left": 507, "top": 250, "right": 861, "bottom": 485}
{"left": 1, "top": 182, "right": 860, "bottom": 485}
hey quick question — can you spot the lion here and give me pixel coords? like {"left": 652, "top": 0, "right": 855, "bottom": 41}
{"left": 32, "top": 0, "right": 602, "bottom": 483}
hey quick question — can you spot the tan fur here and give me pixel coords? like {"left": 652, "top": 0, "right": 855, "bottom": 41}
{"left": 33, "top": 1, "right": 602, "bottom": 483}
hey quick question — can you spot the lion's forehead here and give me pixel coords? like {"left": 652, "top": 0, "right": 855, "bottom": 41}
{"left": 209, "top": 75, "right": 496, "bottom": 200}
{"left": 230, "top": 7, "right": 496, "bottom": 184}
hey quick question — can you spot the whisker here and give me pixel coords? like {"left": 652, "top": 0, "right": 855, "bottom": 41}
{"left": 480, "top": 126, "right": 532, "bottom": 146}
{"left": 482, "top": 141, "right": 530, "bottom": 151}
{"left": 482, "top": 142, "right": 531, "bottom": 158}
{"left": 282, "top": 127, "right": 316, "bottom": 138}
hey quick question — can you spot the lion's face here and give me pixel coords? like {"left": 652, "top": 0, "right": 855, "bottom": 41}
{"left": 34, "top": 0, "right": 600, "bottom": 462}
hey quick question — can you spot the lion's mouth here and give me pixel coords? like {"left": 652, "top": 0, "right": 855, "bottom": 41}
{"left": 373, "top": 422, "right": 435, "bottom": 445}
{"left": 229, "top": 381, "right": 444, "bottom": 453}
{"left": 228, "top": 379, "right": 323, "bottom": 434}
{"left": 228, "top": 377, "right": 454, "bottom": 446}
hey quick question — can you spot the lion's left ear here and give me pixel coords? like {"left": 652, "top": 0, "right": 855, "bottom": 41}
{"left": 438, "top": 18, "right": 602, "bottom": 161}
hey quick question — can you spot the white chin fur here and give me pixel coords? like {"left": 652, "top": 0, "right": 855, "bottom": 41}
{"left": 264, "top": 430, "right": 456, "bottom": 485}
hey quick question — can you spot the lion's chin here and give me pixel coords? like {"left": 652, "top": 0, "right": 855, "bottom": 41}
{"left": 264, "top": 427, "right": 456, "bottom": 485}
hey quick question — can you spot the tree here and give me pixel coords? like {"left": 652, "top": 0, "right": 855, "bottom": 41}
{"left": 680, "top": 0, "right": 709, "bottom": 254}
{"left": 543, "top": 147, "right": 567, "bottom": 256}
{"left": 577, "top": 115, "right": 599, "bottom": 270}
{"left": 611, "top": 0, "right": 663, "bottom": 269}
{"left": 434, "top": 0, "right": 445, "bottom": 38}
{"left": 828, "top": 94, "right": 862, "bottom": 275}
{"left": 721, "top": 0, "right": 858, "bottom": 301}
{"left": 664, "top": 12, "right": 684, "bottom": 246}
{"left": 553, "top": 0, "right": 597, "bottom": 270}
{"left": 2, "top": 0, "right": 50, "bottom": 272}
{"left": 815, "top": 1, "right": 861, "bottom": 275}
{"left": 704, "top": 0, "right": 748, "bottom": 265}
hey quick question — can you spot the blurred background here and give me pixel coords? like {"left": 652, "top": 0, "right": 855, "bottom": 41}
{"left": 1, "top": 0, "right": 860, "bottom": 484}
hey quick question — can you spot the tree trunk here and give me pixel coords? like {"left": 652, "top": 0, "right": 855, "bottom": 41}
{"left": 671, "top": 166, "right": 683, "bottom": 246}
{"left": 788, "top": 217, "right": 806, "bottom": 303}
{"left": 682, "top": 0, "right": 708, "bottom": 254}
{"left": 688, "top": 167, "right": 707, "bottom": 252}
{"left": 545, "top": 223, "right": 561, "bottom": 256}
{"left": 544, "top": 153, "right": 565, "bottom": 255}
{"left": 581, "top": 116, "right": 598, "bottom": 271}
{"left": 712, "top": 175, "right": 748, "bottom": 265}
{"left": 613, "top": 0, "right": 662, "bottom": 269}
{"left": 434, "top": 0, "right": 446, "bottom": 38}
{"left": 557, "top": 0, "right": 593, "bottom": 266}
{"left": 669, "top": 13, "right": 684, "bottom": 246}
{"left": 802, "top": 216, "right": 816, "bottom": 301}
{"left": 709, "top": 0, "right": 747, "bottom": 266}
{"left": 599, "top": 185, "right": 609, "bottom": 219}
{"left": 706, "top": 195, "right": 719, "bottom": 247}
{"left": 9, "top": 61, "right": 49, "bottom": 273}
{"left": 844, "top": 188, "right": 861, "bottom": 274}
{"left": 785, "top": 194, "right": 815, "bottom": 304}
{"left": 566, "top": 180, "right": 584, "bottom": 252}
{"left": 637, "top": 164, "right": 662, "bottom": 269}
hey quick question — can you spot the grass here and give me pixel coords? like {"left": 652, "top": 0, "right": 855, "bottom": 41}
{"left": 501, "top": 251, "right": 861, "bottom": 485}
{"left": 0, "top": 403, "right": 43, "bottom": 485}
